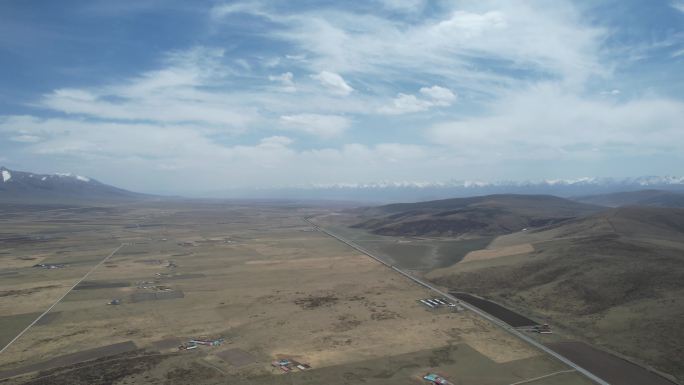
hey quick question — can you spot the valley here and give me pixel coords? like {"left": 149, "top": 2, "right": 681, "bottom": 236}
{"left": 0, "top": 201, "right": 594, "bottom": 385}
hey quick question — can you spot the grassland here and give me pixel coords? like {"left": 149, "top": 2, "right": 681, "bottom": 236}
{"left": 313, "top": 213, "right": 493, "bottom": 271}
{"left": 427, "top": 232, "right": 684, "bottom": 382}
{"left": 351, "top": 194, "right": 600, "bottom": 237}
{"left": 320, "top": 205, "right": 684, "bottom": 384}
{"left": 0, "top": 202, "right": 593, "bottom": 384}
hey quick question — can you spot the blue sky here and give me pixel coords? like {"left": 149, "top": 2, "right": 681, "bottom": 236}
{"left": 1, "top": 0, "right": 683, "bottom": 194}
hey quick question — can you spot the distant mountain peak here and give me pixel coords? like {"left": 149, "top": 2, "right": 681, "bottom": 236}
{"left": 53, "top": 172, "right": 91, "bottom": 182}
{"left": 0, "top": 166, "right": 147, "bottom": 203}
{"left": 0, "top": 167, "right": 94, "bottom": 184}
{"left": 1, "top": 168, "right": 11, "bottom": 183}
{"left": 303, "top": 176, "right": 684, "bottom": 190}
{"left": 216, "top": 175, "right": 684, "bottom": 201}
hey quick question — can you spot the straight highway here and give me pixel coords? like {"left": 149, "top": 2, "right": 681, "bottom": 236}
{"left": 304, "top": 216, "right": 610, "bottom": 385}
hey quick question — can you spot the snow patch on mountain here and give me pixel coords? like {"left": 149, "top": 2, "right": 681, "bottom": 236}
{"left": 52, "top": 172, "right": 91, "bottom": 182}
{"left": 0, "top": 166, "right": 145, "bottom": 202}
{"left": 303, "top": 176, "right": 684, "bottom": 190}
{"left": 1, "top": 167, "right": 95, "bottom": 185}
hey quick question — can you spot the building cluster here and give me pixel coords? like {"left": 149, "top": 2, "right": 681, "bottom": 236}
{"left": 423, "top": 373, "right": 453, "bottom": 384}
{"left": 419, "top": 297, "right": 462, "bottom": 311}
{"left": 271, "top": 358, "right": 311, "bottom": 373}
{"left": 32, "top": 263, "right": 66, "bottom": 269}
{"left": 179, "top": 337, "right": 225, "bottom": 350}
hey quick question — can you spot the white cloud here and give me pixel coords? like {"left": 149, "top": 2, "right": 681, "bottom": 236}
{"left": 285, "top": 54, "right": 307, "bottom": 61}
{"left": 279, "top": 114, "right": 350, "bottom": 137}
{"left": 310, "top": 71, "right": 354, "bottom": 95}
{"left": 268, "top": 72, "right": 293, "bottom": 83}
{"left": 34, "top": 45, "right": 376, "bottom": 133}
{"left": 252, "top": 1, "right": 605, "bottom": 92}
{"left": 210, "top": 3, "right": 267, "bottom": 19}
{"left": 39, "top": 47, "right": 257, "bottom": 129}
{"left": 259, "top": 135, "right": 293, "bottom": 148}
{"left": 10, "top": 134, "right": 42, "bottom": 143}
{"left": 433, "top": 10, "right": 507, "bottom": 38}
{"left": 671, "top": 0, "right": 684, "bottom": 13}
{"left": 377, "top": 0, "right": 425, "bottom": 12}
{"left": 428, "top": 84, "right": 684, "bottom": 160}
{"left": 268, "top": 72, "right": 296, "bottom": 92}
{"left": 600, "top": 89, "right": 621, "bottom": 96}
{"left": 0, "top": 115, "right": 220, "bottom": 158}
{"left": 6, "top": 2, "right": 683, "bottom": 192}
{"left": 50, "top": 89, "right": 98, "bottom": 102}
{"left": 419, "top": 85, "right": 457, "bottom": 106}
{"left": 379, "top": 85, "right": 456, "bottom": 114}
{"left": 379, "top": 93, "right": 432, "bottom": 114}
{"left": 0, "top": 114, "right": 452, "bottom": 192}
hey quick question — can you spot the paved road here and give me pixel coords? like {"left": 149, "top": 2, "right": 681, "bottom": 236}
{"left": 304, "top": 217, "right": 610, "bottom": 385}
{"left": 0, "top": 243, "right": 127, "bottom": 355}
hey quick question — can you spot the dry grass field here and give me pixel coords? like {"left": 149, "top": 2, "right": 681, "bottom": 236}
{"left": 318, "top": 206, "right": 684, "bottom": 384}
{"left": 425, "top": 209, "right": 684, "bottom": 383}
{"left": 460, "top": 243, "right": 534, "bottom": 263}
{"left": 0, "top": 202, "right": 593, "bottom": 384}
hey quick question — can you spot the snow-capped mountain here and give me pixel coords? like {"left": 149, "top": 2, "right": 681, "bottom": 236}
{"left": 6, "top": 165, "right": 682, "bottom": 203}
{"left": 0, "top": 166, "right": 146, "bottom": 203}
{"left": 305, "top": 176, "right": 684, "bottom": 190}
{"left": 208, "top": 176, "right": 684, "bottom": 202}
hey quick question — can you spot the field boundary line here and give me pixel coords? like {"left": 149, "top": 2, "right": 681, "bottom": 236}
{"left": 304, "top": 216, "right": 610, "bottom": 385}
{"left": 0, "top": 243, "right": 126, "bottom": 355}
{"left": 5, "top": 351, "right": 172, "bottom": 382}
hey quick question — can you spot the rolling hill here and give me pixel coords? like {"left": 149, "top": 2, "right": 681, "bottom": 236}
{"left": 427, "top": 206, "right": 684, "bottom": 381}
{"left": 351, "top": 194, "right": 602, "bottom": 237}
{"left": 0, "top": 167, "right": 148, "bottom": 204}
{"left": 574, "top": 189, "right": 684, "bottom": 208}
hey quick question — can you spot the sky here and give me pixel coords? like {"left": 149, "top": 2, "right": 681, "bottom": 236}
{"left": 1, "top": 0, "right": 683, "bottom": 195}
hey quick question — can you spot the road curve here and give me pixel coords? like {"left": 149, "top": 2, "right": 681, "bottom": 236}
{"left": 304, "top": 217, "right": 610, "bottom": 385}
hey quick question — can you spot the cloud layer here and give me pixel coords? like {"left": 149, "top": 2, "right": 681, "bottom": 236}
{"left": 1, "top": 0, "right": 683, "bottom": 194}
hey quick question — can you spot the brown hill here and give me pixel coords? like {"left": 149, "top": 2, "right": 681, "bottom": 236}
{"left": 352, "top": 194, "right": 602, "bottom": 237}
{"left": 574, "top": 189, "right": 684, "bottom": 208}
{"left": 428, "top": 206, "right": 684, "bottom": 381}
{"left": 522, "top": 205, "right": 684, "bottom": 241}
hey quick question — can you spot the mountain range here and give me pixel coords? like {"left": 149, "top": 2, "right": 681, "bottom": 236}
{"left": 0, "top": 167, "right": 146, "bottom": 204}
{"left": 210, "top": 176, "right": 684, "bottom": 201}
{"left": 4, "top": 165, "right": 684, "bottom": 205}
